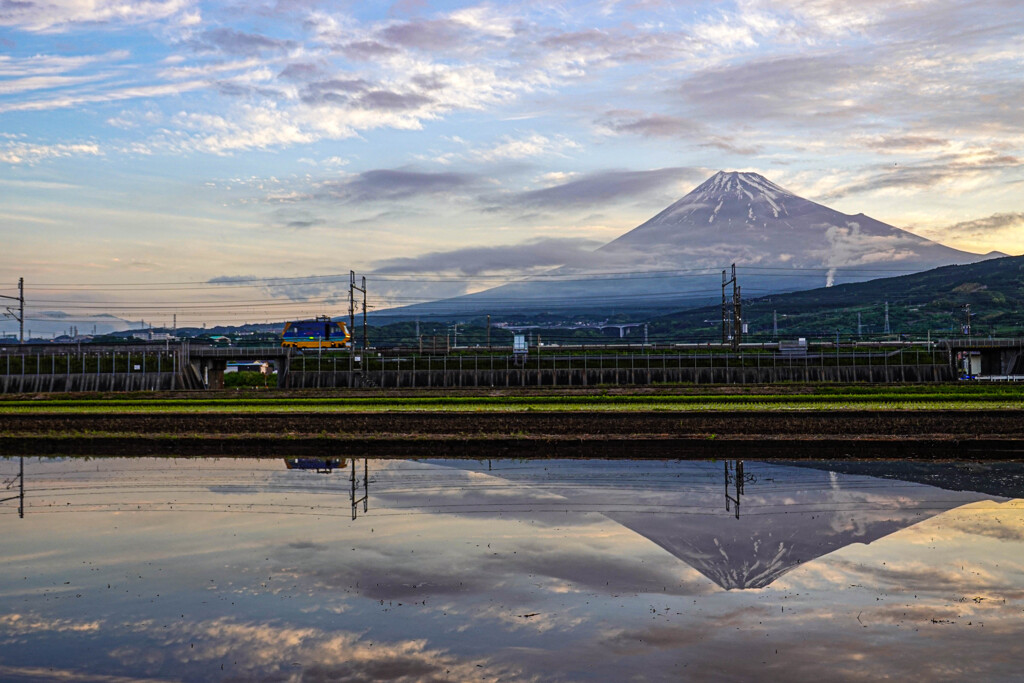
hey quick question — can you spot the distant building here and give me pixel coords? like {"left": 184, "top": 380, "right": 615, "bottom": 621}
{"left": 131, "top": 330, "right": 176, "bottom": 341}
{"left": 226, "top": 361, "right": 270, "bottom": 374}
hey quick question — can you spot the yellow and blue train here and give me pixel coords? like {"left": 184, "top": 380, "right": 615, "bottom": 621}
{"left": 281, "top": 316, "right": 351, "bottom": 349}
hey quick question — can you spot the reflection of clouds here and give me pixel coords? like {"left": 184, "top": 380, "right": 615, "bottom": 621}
{"left": 109, "top": 617, "right": 521, "bottom": 682}
{"left": 0, "top": 613, "right": 102, "bottom": 637}
{"left": 442, "top": 599, "right": 587, "bottom": 634}
{"left": 273, "top": 520, "right": 711, "bottom": 605}
{"left": 937, "top": 500, "right": 1024, "bottom": 543}
{"left": 0, "top": 664, "right": 170, "bottom": 682}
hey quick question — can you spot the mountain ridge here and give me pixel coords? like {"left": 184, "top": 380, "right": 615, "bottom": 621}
{"left": 373, "top": 170, "right": 1002, "bottom": 320}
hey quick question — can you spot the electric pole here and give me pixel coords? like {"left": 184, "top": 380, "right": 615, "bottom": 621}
{"left": 773, "top": 310, "right": 778, "bottom": 339}
{"left": 963, "top": 304, "right": 971, "bottom": 338}
{"left": 883, "top": 301, "right": 891, "bottom": 336}
{"left": 857, "top": 312, "right": 862, "bottom": 337}
{"left": 722, "top": 268, "right": 732, "bottom": 345}
{"left": 349, "top": 271, "right": 356, "bottom": 374}
{"left": 732, "top": 264, "right": 742, "bottom": 351}
{"left": 1, "top": 278, "right": 24, "bottom": 343}
{"left": 486, "top": 315, "right": 491, "bottom": 349}
{"left": 361, "top": 275, "right": 367, "bottom": 357}
{"left": 721, "top": 264, "right": 741, "bottom": 350}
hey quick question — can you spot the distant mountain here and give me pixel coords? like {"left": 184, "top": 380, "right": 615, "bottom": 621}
{"left": 598, "top": 171, "right": 1001, "bottom": 279}
{"left": 653, "top": 253, "right": 1024, "bottom": 338}
{"left": 1, "top": 311, "right": 135, "bottom": 340}
{"left": 376, "top": 171, "right": 1000, "bottom": 321}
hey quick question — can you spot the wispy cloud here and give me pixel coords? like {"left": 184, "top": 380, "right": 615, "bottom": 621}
{"left": 484, "top": 167, "right": 702, "bottom": 212}
{"left": 0, "top": 140, "right": 102, "bottom": 165}
{"left": 0, "top": 0, "right": 196, "bottom": 33}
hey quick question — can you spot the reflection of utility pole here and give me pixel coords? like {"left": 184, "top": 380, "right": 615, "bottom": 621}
{"left": 1, "top": 456, "right": 24, "bottom": 518}
{"left": 350, "top": 458, "right": 368, "bottom": 521}
{"left": 723, "top": 460, "right": 755, "bottom": 520}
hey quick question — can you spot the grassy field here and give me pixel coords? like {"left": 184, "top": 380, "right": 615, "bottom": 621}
{"left": 1, "top": 384, "right": 1022, "bottom": 413}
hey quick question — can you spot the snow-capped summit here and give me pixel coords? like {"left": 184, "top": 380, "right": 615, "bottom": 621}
{"left": 599, "top": 170, "right": 990, "bottom": 284}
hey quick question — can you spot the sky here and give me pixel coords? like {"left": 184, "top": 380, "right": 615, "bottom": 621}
{"left": 1, "top": 0, "right": 1023, "bottom": 329}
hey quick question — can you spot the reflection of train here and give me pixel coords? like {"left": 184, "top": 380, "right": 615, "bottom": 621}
{"left": 281, "top": 316, "right": 351, "bottom": 349}
{"left": 285, "top": 457, "right": 345, "bottom": 472}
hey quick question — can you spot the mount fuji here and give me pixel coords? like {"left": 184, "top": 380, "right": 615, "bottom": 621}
{"left": 379, "top": 171, "right": 1001, "bottom": 319}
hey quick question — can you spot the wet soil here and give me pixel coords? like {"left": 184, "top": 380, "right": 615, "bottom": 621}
{"left": 3, "top": 410, "right": 1024, "bottom": 459}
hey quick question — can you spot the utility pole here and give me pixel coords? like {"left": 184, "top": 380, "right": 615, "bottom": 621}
{"left": 361, "top": 275, "right": 367, "bottom": 357}
{"left": 1, "top": 278, "right": 24, "bottom": 342}
{"left": 883, "top": 301, "right": 891, "bottom": 336}
{"left": 857, "top": 312, "right": 862, "bottom": 337}
{"left": 644, "top": 323, "right": 648, "bottom": 346}
{"left": 349, "top": 271, "right": 356, "bottom": 375}
{"left": 349, "top": 271, "right": 368, "bottom": 372}
{"left": 722, "top": 268, "right": 732, "bottom": 345}
{"left": 721, "top": 264, "right": 741, "bottom": 351}
{"left": 486, "top": 314, "right": 491, "bottom": 349}
{"left": 963, "top": 304, "right": 972, "bottom": 338}
{"left": 732, "top": 264, "right": 742, "bottom": 351}
{"left": 773, "top": 310, "right": 778, "bottom": 339}
{"left": 1, "top": 278, "right": 24, "bottom": 343}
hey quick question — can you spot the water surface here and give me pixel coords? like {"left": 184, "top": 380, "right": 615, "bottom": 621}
{"left": 2, "top": 457, "right": 1023, "bottom": 681}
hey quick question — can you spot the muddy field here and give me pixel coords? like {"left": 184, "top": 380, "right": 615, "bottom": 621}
{"left": 4, "top": 410, "right": 1024, "bottom": 459}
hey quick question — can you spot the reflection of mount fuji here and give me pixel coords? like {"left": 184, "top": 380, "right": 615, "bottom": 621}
{"left": 431, "top": 460, "right": 1003, "bottom": 590}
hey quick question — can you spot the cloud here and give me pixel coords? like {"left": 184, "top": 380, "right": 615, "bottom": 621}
{"left": 0, "top": 140, "right": 102, "bottom": 165}
{"left": 599, "top": 112, "right": 762, "bottom": 155}
{"left": 0, "top": 80, "right": 209, "bottom": 114}
{"left": 371, "top": 237, "right": 603, "bottom": 275}
{"left": 269, "top": 207, "right": 325, "bottom": 229}
{"left": 192, "top": 28, "right": 298, "bottom": 56}
{"left": 603, "top": 112, "right": 702, "bottom": 138}
{"left": 947, "top": 212, "right": 1024, "bottom": 234}
{"left": 299, "top": 77, "right": 372, "bottom": 104}
{"left": 379, "top": 18, "right": 469, "bottom": 50}
{"left": 316, "top": 168, "right": 478, "bottom": 203}
{"left": 277, "top": 61, "right": 323, "bottom": 81}
{"left": 0, "top": 0, "right": 195, "bottom": 33}
{"left": 824, "top": 149, "right": 1022, "bottom": 199}
{"left": 337, "top": 40, "right": 401, "bottom": 60}
{"left": 863, "top": 134, "right": 950, "bottom": 152}
{"left": 937, "top": 212, "right": 1024, "bottom": 242}
{"left": 485, "top": 167, "right": 702, "bottom": 211}
{"left": 357, "top": 89, "right": 433, "bottom": 111}
{"left": 679, "top": 52, "right": 874, "bottom": 122}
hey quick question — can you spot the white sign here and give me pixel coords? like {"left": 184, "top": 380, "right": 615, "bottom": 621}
{"left": 513, "top": 335, "right": 527, "bottom": 354}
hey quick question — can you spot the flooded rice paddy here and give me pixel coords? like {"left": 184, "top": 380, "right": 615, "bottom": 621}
{"left": 2, "top": 456, "right": 1024, "bottom": 681}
